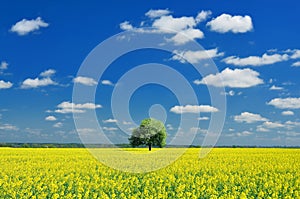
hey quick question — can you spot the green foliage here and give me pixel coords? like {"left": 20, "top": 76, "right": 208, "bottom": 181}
{"left": 128, "top": 118, "right": 167, "bottom": 150}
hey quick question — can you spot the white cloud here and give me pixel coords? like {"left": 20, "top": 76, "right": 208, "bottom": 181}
{"left": 0, "top": 80, "right": 13, "bottom": 89}
{"left": 170, "top": 105, "right": 218, "bottom": 114}
{"left": 10, "top": 17, "right": 49, "bottom": 36}
{"left": 207, "top": 14, "right": 253, "bottom": 33}
{"left": 172, "top": 48, "right": 224, "bottom": 64}
{"left": 21, "top": 69, "right": 57, "bottom": 89}
{"left": 53, "top": 122, "right": 63, "bottom": 128}
{"left": 292, "top": 61, "right": 300, "bottom": 67}
{"left": 121, "top": 11, "right": 206, "bottom": 45}
{"left": 285, "top": 121, "right": 300, "bottom": 128}
{"left": 197, "top": 116, "right": 209, "bottom": 121}
{"left": 55, "top": 101, "right": 102, "bottom": 114}
{"left": 103, "top": 127, "right": 118, "bottom": 131}
{"left": 270, "top": 85, "right": 284, "bottom": 90}
{"left": 169, "top": 28, "right": 204, "bottom": 45}
{"left": 223, "top": 53, "right": 289, "bottom": 66}
{"left": 55, "top": 109, "right": 85, "bottom": 114}
{"left": 101, "top": 80, "right": 114, "bottom": 86}
{"left": 227, "top": 90, "right": 235, "bottom": 96}
{"left": 226, "top": 131, "right": 253, "bottom": 137}
{"left": 281, "top": 111, "right": 294, "bottom": 116}
{"left": 267, "top": 97, "right": 300, "bottom": 109}
{"left": 57, "top": 101, "right": 101, "bottom": 109}
{"left": 0, "top": 124, "right": 18, "bottom": 131}
{"left": 0, "top": 61, "right": 8, "bottom": 70}
{"left": 166, "top": 124, "right": 174, "bottom": 130}
{"left": 122, "top": 121, "right": 132, "bottom": 125}
{"left": 194, "top": 68, "right": 263, "bottom": 88}
{"left": 120, "top": 21, "right": 134, "bottom": 31}
{"left": 77, "top": 128, "right": 97, "bottom": 134}
{"left": 261, "top": 121, "right": 284, "bottom": 128}
{"left": 145, "top": 9, "right": 171, "bottom": 18}
{"left": 234, "top": 112, "right": 268, "bottom": 123}
{"left": 40, "top": 69, "right": 56, "bottom": 77}
{"left": 256, "top": 121, "right": 285, "bottom": 132}
{"left": 256, "top": 126, "right": 270, "bottom": 132}
{"left": 236, "top": 131, "right": 253, "bottom": 137}
{"left": 73, "top": 76, "right": 97, "bottom": 86}
{"left": 195, "top": 10, "right": 212, "bottom": 23}
{"left": 285, "top": 132, "right": 300, "bottom": 137}
{"left": 103, "top": 118, "right": 118, "bottom": 123}
{"left": 290, "top": 49, "right": 300, "bottom": 59}
{"left": 45, "top": 116, "right": 57, "bottom": 121}
{"left": 152, "top": 15, "right": 196, "bottom": 33}
{"left": 21, "top": 77, "right": 57, "bottom": 89}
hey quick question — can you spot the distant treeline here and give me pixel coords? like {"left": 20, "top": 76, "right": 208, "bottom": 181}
{"left": 0, "top": 143, "right": 299, "bottom": 148}
{"left": 0, "top": 143, "right": 133, "bottom": 148}
{"left": 0, "top": 143, "right": 86, "bottom": 148}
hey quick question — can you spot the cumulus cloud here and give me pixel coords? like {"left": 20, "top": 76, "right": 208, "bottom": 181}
{"left": 53, "top": 122, "right": 63, "bottom": 128}
{"left": 120, "top": 21, "right": 133, "bottom": 31}
{"left": 21, "top": 77, "right": 57, "bottom": 89}
{"left": 207, "top": 14, "right": 253, "bottom": 33}
{"left": 224, "top": 90, "right": 236, "bottom": 96}
{"left": 0, "top": 124, "right": 18, "bottom": 131}
{"left": 256, "top": 121, "right": 285, "bottom": 132}
{"left": 261, "top": 121, "right": 284, "bottom": 129}
{"left": 152, "top": 15, "right": 196, "bottom": 33}
{"left": 234, "top": 112, "right": 268, "bottom": 123}
{"left": 290, "top": 49, "right": 300, "bottom": 59}
{"left": 195, "top": 10, "right": 212, "bottom": 23}
{"left": 236, "top": 131, "right": 253, "bottom": 137}
{"left": 145, "top": 9, "right": 171, "bottom": 18}
{"left": 10, "top": 17, "right": 49, "bottom": 36}
{"left": 169, "top": 28, "right": 204, "bottom": 45}
{"left": 197, "top": 116, "right": 209, "bottom": 121}
{"left": 0, "top": 61, "right": 8, "bottom": 70}
{"left": 292, "top": 61, "right": 300, "bottom": 67}
{"left": 103, "top": 127, "right": 118, "bottom": 131}
{"left": 120, "top": 10, "right": 206, "bottom": 45}
{"left": 170, "top": 105, "right": 218, "bottom": 114}
{"left": 281, "top": 111, "right": 294, "bottom": 116}
{"left": 21, "top": 69, "right": 58, "bottom": 89}
{"left": 45, "top": 116, "right": 57, "bottom": 121}
{"left": 122, "top": 121, "right": 132, "bottom": 125}
{"left": 166, "top": 124, "right": 174, "bottom": 130}
{"left": 284, "top": 121, "right": 300, "bottom": 129}
{"left": 194, "top": 68, "right": 263, "bottom": 88}
{"left": 256, "top": 126, "right": 270, "bottom": 132}
{"left": 103, "top": 118, "right": 118, "bottom": 123}
{"left": 172, "top": 48, "right": 224, "bottom": 64}
{"left": 223, "top": 53, "right": 289, "bottom": 66}
{"left": 267, "top": 97, "right": 300, "bottom": 109}
{"left": 77, "top": 128, "right": 97, "bottom": 134}
{"left": 40, "top": 69, "right": 56, "bottom": 77}
{"left": 73, "top": 76, "right": 97, "bottom": 86}
{"left": 226, "top": 131, "right": 253, "bottom": 137}
{"left": 0, "top": 80, "right": 13, "bottom": 89}
{"left": 101, "top": 80, "right": 114, "bottom": 86}
{"left": 269, "top": 85, "right": 284, "bottom": 90}
{"left": 55, "top": 101, "right": 102, "bottom": 114}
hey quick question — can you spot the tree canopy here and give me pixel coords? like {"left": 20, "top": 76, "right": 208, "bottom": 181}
{"left": 128, "top": 118, "right": 167, "bottom": 151}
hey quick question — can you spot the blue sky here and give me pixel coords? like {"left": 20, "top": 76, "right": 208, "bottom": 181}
{"left": 1, "top": 0, "right": 300, "bottom": 146}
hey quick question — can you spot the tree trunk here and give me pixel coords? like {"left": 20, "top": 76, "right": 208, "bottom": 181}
{"left": 148, "top": 144, "right": 152, "bottom": 151}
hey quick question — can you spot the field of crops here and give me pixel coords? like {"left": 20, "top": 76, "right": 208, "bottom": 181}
{"left": 0, "top": 148, "right": 299, "bottom": 198}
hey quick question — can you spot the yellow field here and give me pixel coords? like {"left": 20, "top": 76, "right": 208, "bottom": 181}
{"left": 0, "top": 148, "right": 300, "bottom": 199}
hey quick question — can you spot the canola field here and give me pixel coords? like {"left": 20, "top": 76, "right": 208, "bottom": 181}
{"left": 0, "top": 148, "right": 300, "bottom": 199}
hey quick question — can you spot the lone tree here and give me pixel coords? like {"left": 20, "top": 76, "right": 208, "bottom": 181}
{"left": 129, "top": 118, "right": 167, "bottom": 151}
